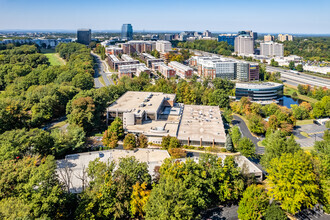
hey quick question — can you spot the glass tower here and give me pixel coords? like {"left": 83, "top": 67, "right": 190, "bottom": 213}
{"left": 121, "top": 24, "right": 133, "bottom": 41}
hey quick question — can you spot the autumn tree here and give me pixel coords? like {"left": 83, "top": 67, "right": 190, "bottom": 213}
{"left": 237, "top": 184, "right": 269, "bottom": 220}
{"left": 267, "top": 152, "right": 319, "bottom": 214}
{"left": 130, "top": 182, "right": 150, "bottom": 218}
{"left": 123, "top": 133, "right": 137, "bottom": 150}
{"left": 137, "top": 134, "right": 148, "bottom": 148}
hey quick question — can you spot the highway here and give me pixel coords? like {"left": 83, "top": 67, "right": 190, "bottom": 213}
{"left": 91, "top": 52, "right": 114, "bottom": 88}
{"left": 191, "top": 49, "right": 330, "bottom": 89}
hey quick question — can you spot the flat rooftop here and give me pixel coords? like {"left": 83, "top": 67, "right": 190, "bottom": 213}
{"left": 236, "top": 82, "right": 283, "bottom": 89}
{"left": 107, "top": 91, "right": 176, "bottom": 114}
{"left": 169, "top": 61, "right": 193, "bottom": 71}
{"left": 177, "top": 105, "right": 226, "bottom": 143}
{"left": 56, "top": 149, "right": 170, "bottom": 193}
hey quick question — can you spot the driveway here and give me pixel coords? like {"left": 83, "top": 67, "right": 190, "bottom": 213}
{"left": 232, "top": 115, "right": 264, "bottom": 154}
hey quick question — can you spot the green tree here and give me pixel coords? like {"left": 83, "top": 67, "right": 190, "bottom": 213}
{"left": 102, "top": 129, "right": 118, "bottom": 149}
{"left": 237, "top": 184, "right": 269, "bottom": 220}
{"left": 169, "top": 136, "right": 181, "bottom": 149}
{"left": 296, "top": 64, "right": 303, "bottom": 72}
{"left": 237, "top": 137, "right": 256, "bottom": 158}
{"left": 289, "top": 61, "right": 295, "bottom": 70}
{"left": 267, "top": 152, "right": 319, "bottom": 214}
{"left": 161, "top": 135, "right": 171, "bottom": 149}
{"left": 109, "top": 117, "right": 124, "bottom": 138}
{"left": 230, "top": 126, "right": 241, "bottom": 146}
{"left": 265, "top": 203, "right": 287, "bottom": 220}
{"left": 123, "top": 133, "right": 137, "bottom": 150}
{"left": 225, "top": 133, "right": 234, "bottom": 152}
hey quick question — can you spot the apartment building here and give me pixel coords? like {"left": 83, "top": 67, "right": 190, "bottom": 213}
{"left": 105, "top": 46, "right": 123, "bottom": 55}
{"left": 121, "top": 41, "right": 155, "bottom": 54}
{"left": 234, "top": 35, "right": 254, "bottom": 55}
{"left": 278, "top": 34, "right": 293, "bottom": 42}
{"left": 260, "top": 42, "right": 284, "bottom": 57}
{"left": 153, "top": 62, "right": 176, "bottom": 79}
{"left": 118, "top": 63, "right": 151, "bottom": 78}
{"left": 264, "top": 35, "right": 275, "bottom": 42}
{"left": 168, "top": 61, "right": 193, "bottom": 79}
{"left": 155, "top": 40, "right": 172, "bottom": 53}
{"left": 203, "top": 30, "right": 212, "bottom": 37}
{"left": 139, "top": 53, "right": 164, "bottom": 67}
{"left": 107, "top": 54, "right": 139, "bottom": 70}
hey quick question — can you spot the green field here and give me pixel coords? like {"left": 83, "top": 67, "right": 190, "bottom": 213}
{"left": 41, "top": 49, "right": 66, "bottom": 66}
{"left": 296, "top": 119, "right": 314, "bottom": 126}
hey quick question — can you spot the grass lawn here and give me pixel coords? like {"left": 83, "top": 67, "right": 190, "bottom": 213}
{"left": 41, "top": 49, "right": 66, "bottom": 66}
{"left": 284, "top": 84, "right": 318, "bottom": 104}
{"left": 296, "top": 119, "right": 314, "bottom": 126}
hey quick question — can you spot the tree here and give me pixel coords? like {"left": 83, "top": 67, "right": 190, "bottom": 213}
{"left": 102, "top": 129, "right": 118, "bottom": 149}
{"left": 67, "top": 97, "right": 95, "bottom": 132}
{"left": 237, "top": 137, "right": 256, "bottom": 158}
{"left": 289, "top": 61, "right": 295, "bottom": 70}
{"left": 237, "top": 185, "right": 269, "bottom": 220}
{"left": 161, "top": 135, "right": 171, "bottom": 149}
{"left": 168, "top": 148, "right": 186, "bottom": 158}
{"left": 230, "top": 126, "right": 241, "bottom": 146}
{"left": 72, "top": 73, "right": 94, "bottom": 90}
{"left": 265, "top": 203, "right": 287, "bottom": 220}
{"left": 261, "top": 130, "right": 301, "bottom": 168}
{"left": 225, "top": 133, "right": 234, "bottom": 152}
{"left": 109, "top": 117, "right": 124, "bottom": 138}
{"left": 296, "top": 64, "right": 304, "bottom": 72}
{"left": 267, "top": 152, "right": 319, "bottom": 214}
{"left": 145, "top": 176, "right": 195, "bottom": 219}
{"left": 123, "top": 133, "right": 137, "bottom": 150}
{"left": 130, "top": 182, "right": 150, "bottom": 218}
{"left": 169, "top": 136, "right": 181, "bottom": 149}
{"left": 137, "top": 134, "right": 148, "bottom": 148}
{"left": 247, "top": 114, "right": 266, "bottom": 134}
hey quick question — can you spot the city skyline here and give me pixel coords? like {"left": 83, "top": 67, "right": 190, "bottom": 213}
{"left": 0, "top": 0, "right": 329, "bottom": 34}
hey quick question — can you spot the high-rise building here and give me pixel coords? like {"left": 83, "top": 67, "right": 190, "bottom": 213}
{"left": 278, "top": 34, "right": 293, "bottom": 42}
{"left": 203, "top": 30, "right": 212, "bottom": 37}
{"left": 121, "top": 24, "right": 133, "bottom": 41}
{"left": 235, "top": 35, "right": 254, "bottom": 55}
{"left": 260, "top": 42, "right": 284, "bottom": 57}
{"left": 218, "top": 34, "right": 237, "bottom": 46}
{"left": 77, "top": 29, "right": 91, "bottom": 45}
{"left": 264, "top": 35, "right": 275, "bottom": 42}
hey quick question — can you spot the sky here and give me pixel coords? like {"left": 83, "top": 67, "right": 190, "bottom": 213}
{"left": 0, "top": 0, "right": 329, "bottom": 34}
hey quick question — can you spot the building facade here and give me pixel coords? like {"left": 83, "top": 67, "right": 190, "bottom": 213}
{"left": 264, "top": 35, "right": 275, "bottom": 42}
{"left": 121, "top": 41, "right": 155, "bottom": 54}
{"left": 235, "top": 82, "right": 284, "bottom": 102}
{"left": 234, "top": 35, "right": 254, "bottom": 55}
{"left": 218, "top": 34, "right": 237, "bottom": 46}
{"left": 168, "top": 61, "right": 193, "bottom": 79}
{"left": 77, "top": 29, "right": 91, "bottom": 45}
{"left": 153, "top": 62, "right": 176, "bottom": 78}
{"left": 260, "top": 42, "right": 284, "bottom": 57}
{"left": 278, "top": 34, "right": 293, "bottom": 42}
{"left": 121, "top": 24, "right": 133, "bottom": 41}
{"left": 155, "top": 40, "right": 172, "bottom": 53}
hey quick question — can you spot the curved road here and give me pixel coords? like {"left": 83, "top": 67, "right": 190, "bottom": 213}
{"left": 232, "top": 115, "right": 265, "bottom": 154}
{"left": 91, "top": 52, "right": 114, "bottom": 88}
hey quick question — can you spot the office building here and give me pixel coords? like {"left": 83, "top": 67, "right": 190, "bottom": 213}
{"left": 203, "top": 30, "right": 212, "bottom": 37}
{"left": 218, "top": 34, "right": 237, "bottom": 46}
{"left": 249, "top": 64, "right": 260, "bottom": 81}
{"left": 278, "top": 34, "right": 293, "bottom": 42}
{"left": 236, "top": 62, "right": 249, "bottom": 82}
{"left": 77, "top": 29, "right": 91, "bottom": 45}
{"left": 155, "top": 40, "right": 172, "bottom": 53}
{"left": 168, "top": 61, "right": 193, "bottom": 79}
{"left": 264, "top": 35, "right": 275, "bottom": 42}
{"left": 106, "top": 91, "right": 226, "bottom": 147}
{"left": 121, "top": 24, "right": 133, "bottom": 41}
{"left": 235, "top": 35, "right": 254, "bottom": 55}
{"left": 260, "top": 42, "right": 284, "bottom": 57}
{"left": 164, "top": 34, "right": 174, "bottom": 41}
{"left": 235, "top": 82, "right": 283, "bottom": 102}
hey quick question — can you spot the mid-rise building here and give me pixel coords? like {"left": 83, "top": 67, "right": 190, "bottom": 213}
{"left": 278, "top": 34, "right": 293, "bottom": 42}
{"left": 139, "top": 53, "right": 164, "bottom": 67}
{"left": 155, "top": 40, "right": 172, "bottom": 53}
{"left": 264, "top": 35, "right": 275, "bottom": 42}
{"left": 121, "top": 41, "right": 155, "bottom": 54}
{"left": 164, "top": 34, "right": 174, "bottom": 41}
{"left": 105, "top": 45, "right": 123, "bottom": 55}
{"left": 236, "top": 62, "right": 249, "bottom": 82}
{"left": 118, "top": 63, "right": 151, "bottom": 78}
{"left": 77, "top": 29, "right": 91, "bottom": 45}
{"left": 235, "top": 35, "right": 254, "bottom": 55}
{"left": 107, "top": 54, "right": 139, "bottom": 70}
{"left": 168, "top": 61, "right": 193, "bottom": 79}
{"left": 203, "top": 30, "right": 212, "bottom": 37}
{"left": 153, "top": 62, "right": 176, "bottom": 78}
{"left": 249, "top": 63, "right": 260, "bottom": 81}
{"left": 121, "top": 24, "right": 133, "bottom": 41}
{"left": 235, "top": 82, "right": 284, "bottom": 103}
{"left": 218, "top": 34, "right": 237, "bottom": 46}
{"left": 260, "top": 42, "right": 284, "bottom": 57}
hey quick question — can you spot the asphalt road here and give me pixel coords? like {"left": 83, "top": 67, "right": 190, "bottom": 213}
{"left": 232, "top": 115, "right": 265, "bottom": 154}
{"left": 191, "top": 49, "right": 330, "bottom": 89}
{"left": 91, "top": 52, "right": 114, "bottom": 88}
